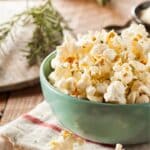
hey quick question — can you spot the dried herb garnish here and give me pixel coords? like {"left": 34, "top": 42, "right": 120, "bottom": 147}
{"left": 0, "top": 0, "right": 70, "bottom": 65}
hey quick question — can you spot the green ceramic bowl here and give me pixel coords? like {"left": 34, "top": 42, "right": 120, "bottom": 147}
{"left": 40, "top": 51, "right": 150, "bottom": 145}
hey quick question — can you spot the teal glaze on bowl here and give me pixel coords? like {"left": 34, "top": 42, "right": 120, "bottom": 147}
{"left": 40, "top": 51, "right": 150, "bottom": 144}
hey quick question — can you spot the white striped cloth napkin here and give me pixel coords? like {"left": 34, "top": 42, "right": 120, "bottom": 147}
{"left": 0, "top": 102, "right": 149, "bottom": 150}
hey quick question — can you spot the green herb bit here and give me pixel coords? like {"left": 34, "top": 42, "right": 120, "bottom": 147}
{"left": 0, "top": 0, "right": 70, "bottom": 66}
{"left": 25, "top": 0, "right": 69, "bottom": 65}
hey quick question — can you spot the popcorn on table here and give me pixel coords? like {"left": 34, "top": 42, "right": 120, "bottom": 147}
{"left": 49, "top": 24, "right": 150, "bottom": 104}
{"left": 50, "top": 131, "right": 84, "bottom": 150}
{"left": 49, "top": 130, "right": 124, "bottom": 150}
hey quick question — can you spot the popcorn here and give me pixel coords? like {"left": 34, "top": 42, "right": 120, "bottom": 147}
{"left": 90, "top": 44, "right": 107, "bottom": 56}
{"left": 86, "top": 85, "right": 96, "bottom": 94}
{"left": 96, "top": 81, "right": 109, "bottom": 94}
{"left": 51, "top": 57, "right": 60, "bottom": 68}
{"left": 50, "top": 131, "right": 84, "bottom": 150}
{"left": 129, "top": 60, "right": 146, "bottom": 72}
{"left": 104, "top": 81, "right": 126, "bottom": 104}
{"left": 50, "top": 130, "right": 125, "bottom": 150}
{"left": 65, "top": 77, "right": 77, "bottom": 93}
{"left": 127, "top": 80, "right": 150, "bottom": 104}
{"left": 54, "top": 78, "right": 69, "bottom": 94}
{"left": 90, "top": 66, "right": 99, "bottom": 76}
{"left": 77, "top": 73, "right": 91, "bottom": 91}
{"left": 139, "top": 85, "right": 150, "bottom": 96}
{"left": 103, "top": 48, "right": 117, "bottom": 61}
{"left": 121, "top": 24, "right": 148, "bottom": 42}
{"left": 136, "top": 94, "right": 149, "bottom": 104}
{"left": 127, "top": 91, "right": 138, "bottom": 104}
{"left": 112, "top": 63, "right": 134, "bottom": 84}
{"left": 115, "top": 144, "right": 124, "bottom": 150}
{"left": 95, "top": 56, "right": 112, "bottom": 79}
{"left": 146, "top": 53, "right": 150, "bottom": 69}
{"left": 86, "top": 85, "right": 99, "bottom": 101}
{"left": 49, "top": 24, "right": 150, "bottom": 104}
{"left": 139, "top": 38, "right": 150, "bottom": 53}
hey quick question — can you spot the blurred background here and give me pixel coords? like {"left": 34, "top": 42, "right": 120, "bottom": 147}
{"left": 0, "top": 0, "right": 145, "bottom": 125}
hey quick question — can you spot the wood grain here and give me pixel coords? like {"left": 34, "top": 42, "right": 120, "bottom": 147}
{"left": 0, "top": 93, "right": 9, "bottom": 124}
{"left": 53, "top": 0, "right": 144, "bottom": 34}
{"left": 0, "top": 85, "right": 43, "bottom": 125}
{"left": 0, "top": 48, "right": 39, "bottom": 92}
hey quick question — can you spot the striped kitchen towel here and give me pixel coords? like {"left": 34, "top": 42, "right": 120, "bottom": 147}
{"left": 0, "top": 102, "right": 149, "bottom": 150}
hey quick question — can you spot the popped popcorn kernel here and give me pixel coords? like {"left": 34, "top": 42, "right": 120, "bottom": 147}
{"left": 49, "top": 24, "right": 150, "bottom": 104}
{"left": 49, "top": 130, "right": 85, "bottom": 150}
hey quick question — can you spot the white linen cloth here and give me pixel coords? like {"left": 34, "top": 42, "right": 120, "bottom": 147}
{"left": 0, "top": 102, "right": 149, "bottom": 150}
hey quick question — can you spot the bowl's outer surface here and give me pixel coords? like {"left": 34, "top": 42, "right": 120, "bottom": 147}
{"left": 40, "top": 51, "right": 150, "bottom": 144}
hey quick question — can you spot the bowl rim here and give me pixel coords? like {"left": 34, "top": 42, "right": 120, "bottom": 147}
{"left": 40, "top": 50, "right": 150, "bottom": 107}
{"left": 132, "top": 1, "right": 150, "bottom": 26}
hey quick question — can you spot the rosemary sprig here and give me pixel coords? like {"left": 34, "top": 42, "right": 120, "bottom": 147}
{"left": 25, "top": 0, "right": 67, "bottom": 65}
{"left": 0, "top": 0, "right": 70, "bottom": 65}
{"left": 0, "top": 13, "right": 24, "bottom": 43}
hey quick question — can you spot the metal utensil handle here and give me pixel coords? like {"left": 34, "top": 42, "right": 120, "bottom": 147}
{"left": 104, "top": 19, "right": 133, "bottom": 34}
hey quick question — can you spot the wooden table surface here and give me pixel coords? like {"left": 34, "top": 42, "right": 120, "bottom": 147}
{"left": 0, "top": 0, "right": 144, "bottom": 126}
{"left": 0, "top": 85, "right": 43, "bottom": 125}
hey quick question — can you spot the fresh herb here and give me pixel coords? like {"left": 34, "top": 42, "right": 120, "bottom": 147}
{"left": 0, "top": 0, "right": 70, "bottom": 65}
{"left": 25, "top": 0, "right": 70, "bottom": 65}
